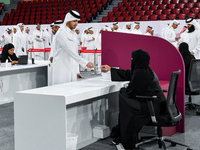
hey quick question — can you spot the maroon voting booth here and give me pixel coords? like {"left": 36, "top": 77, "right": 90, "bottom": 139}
{"left": 101, "top": 31, "right": 185, "bottom": 136}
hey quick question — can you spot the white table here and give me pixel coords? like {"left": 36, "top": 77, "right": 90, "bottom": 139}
{"left": 14, "top": 76, "right": 126, "bottom": 150}
{"left": 0, "top": 60, "right": 48, "bottom": 104}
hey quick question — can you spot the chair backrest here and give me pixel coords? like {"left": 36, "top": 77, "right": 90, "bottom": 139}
{"left": 166, "top": 70, "right": 182, "bottom": 123}
{"left": 188, "top": 59, "right": 200, "bottom": 92}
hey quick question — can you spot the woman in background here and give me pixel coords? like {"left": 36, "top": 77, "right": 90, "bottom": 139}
{"left": 1, "top": 43, "right": 18, "bottom": 65}
{"left": 179, "top": 42, "right": 195, "bottom": 92}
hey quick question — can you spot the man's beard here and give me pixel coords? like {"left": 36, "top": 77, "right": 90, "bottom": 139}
{"left": 188, "top": 25, "right": 195, "bottom": 33}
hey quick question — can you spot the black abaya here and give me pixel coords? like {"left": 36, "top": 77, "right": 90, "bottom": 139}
{"left": 179, "top": 42, "right": 195, "bottom": 92}
{"left": 110, "top": 49, "right": 166, "bottom": 149}
{"left": 1, "top": 43, "right": 18, "bottom": 63}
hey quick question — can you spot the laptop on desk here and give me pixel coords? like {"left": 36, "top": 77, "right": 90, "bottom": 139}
{"left": 18, "top": 55, "right": 28, "bottom": 65}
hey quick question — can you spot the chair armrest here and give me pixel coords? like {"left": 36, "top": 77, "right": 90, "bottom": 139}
{"left": 136, "top": 95, "right": 157, "bottom": 99}
{"left": 136, "top": 95, "right": 157, "bottom": 124}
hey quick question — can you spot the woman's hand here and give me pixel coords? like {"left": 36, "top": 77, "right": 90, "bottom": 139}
{"left": 100, "top": 65, "right": 111, "bottom": 71}
{"left": 11, "top": 61, "right": 18, "bottom": 65}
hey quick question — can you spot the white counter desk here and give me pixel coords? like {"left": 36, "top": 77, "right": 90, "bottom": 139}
{"left": 14, "top": 76, "right": 126, "bottom": 150}
{"left": 0, "top": 60, "right": 48, "bottom": 104}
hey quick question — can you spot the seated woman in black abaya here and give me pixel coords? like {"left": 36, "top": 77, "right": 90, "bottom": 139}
{"left": 0, "top": 43, "right": 18, "bottom": 65}
{"left": 101, "top": 49, "right": 166, "bottom": 149}
{"left": 179, "top": 42, "right": 195, "bottom": 92}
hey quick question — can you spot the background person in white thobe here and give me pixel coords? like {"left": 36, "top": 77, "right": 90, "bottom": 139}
{"left": 13, "top": 26, "right": 21, "bottom": 57}
{"left": 164, "top": 20, "right": 180, "bottom": 48}
{"left": 25, "top": 27, "right": 33, "bottom": 59}
{"left": 80, "top": 27, "right": 89, "bottom": 71}
{"left": 122, "top": 23, "right": 132, "bottom": 33}
{"left": 85, "top": 27, "right": 96, "bottom": 72}
{"left": 48, "top": 20, "right": 63, "bottom": 86}
{"left": 161, "top": 23, "right": 169, "bottom": 39}
{"left": 112, "top": 22, "right": 122, "bottom": 32}
{"left": 48, "top": 20, "right": 63, "bottom": 64}
{"left": 32, "top": 24, "right": 45, "bottom": 60}
{"left": 75, "top": 28, "right": 82, "bottom": 50}
{"left": 42, "top": 28, "right": 51, "bottom": 60}
{"left": 95, "top": 27, "right": 104, "bottom": 73}
{"left": 131, "top": 22, "right": 142, "bottom": 35}
{"left": 179, "top": 18, "right": 200, "bottom": 59}
{"left": 17, "top": 23, "right": 28, "bottom": 55}
{"left": 51, "top": 10, "right": 94, "bottom": 85}
{"left": 0, "top": 28, "right": 12, "bottom": 47}
{"left": 105, "top": 25, "right": 112, "bottom": 31}
{"left": 144, "top": 26, "right": 153, "bottom": 36}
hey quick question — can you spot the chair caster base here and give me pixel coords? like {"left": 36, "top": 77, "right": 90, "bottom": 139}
{"left": 171, "top": 142, "right": 176, "bottom": 147}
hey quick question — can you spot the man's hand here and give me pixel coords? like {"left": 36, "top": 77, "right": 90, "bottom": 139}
{"left": 80, "top": 41, "right": 82, "bottom": 45}
{"left": 50, "top": 57, "right": 53, "bottom": 63}
{"left": 92, "top": 37, "right": 95, "bottom": 40}
{"left": 175, "top": 37, "right": 180, "bottom": 41}
{"left": 191, "top": 52, "right": 194, "bottom": 55}
{"left": 37, "top": 36, "right": 40, "bottom": 38}
{"left": 77, "top": 73, "right": 83, "bottom": 79}
{"left": 2, "top": 35, "right": 4, "bottom": 39}
{"left": 43, "top": 39, "right": 45, "bottom": 41}
{"left": 86, "top": 62, "right": 94, "bottom": 68}
{"left": 100, "top": 65, "right": 111, "bottom": 71}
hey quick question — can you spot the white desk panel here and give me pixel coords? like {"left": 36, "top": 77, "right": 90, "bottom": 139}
{"left": 0, "top": 60, "right": 48, "bottom": 104}
{"left": 14, "top": 77, "right": 126, "bottom": 150}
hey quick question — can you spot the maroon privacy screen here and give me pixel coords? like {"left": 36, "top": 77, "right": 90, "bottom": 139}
{"left": 102, "top": 31, "right": 185, "bottom": 134}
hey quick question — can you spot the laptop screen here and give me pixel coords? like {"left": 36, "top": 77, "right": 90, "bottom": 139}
{"left": 18, "top": 55, "right": 28, "bottom": 64}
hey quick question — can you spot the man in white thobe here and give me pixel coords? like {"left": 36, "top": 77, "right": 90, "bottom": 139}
{"left": 112, "top": 22, "right": 122, "bottom": 32}
{"left": 164, "top": 20, "right": 180, "bottom": 48}
{"left": 80, "top": 27, "right": 88, "bottom": 71}
{"left": 13, "top": 26, "right": 21, "bottom": 57}
{"left": 122, "top": 23, "right": 132, "bottom": 33}
{"left": 95, "top": 27, "right": 104, "bottom": 73}
{"left": 144, "top": 26, "right": 154, "bottom": 36}
{"left": 48, "top": 20, "right": 63, "bottom": 86}
{"left": 75, "top": 28, "right": 82, "bottom": 50}
{"left": 0, "top": 28, "right": 12, "bottom": 47}
{"left": 49, "top": 20, "right": 63, "bottom": 63}
{"left": 42, "top": 28, "right": 51, "bottom": 48}
{"left": 25, "top": 27, "right": 33, "bottom": 59}
{"left": 179, "top": 18, "right": 200, "bottom": 59}
{"left": 85, "top": 27, "right": 96, "bottom": 71}
{"left": 14, "top": 23, "right": 28, "bottom": 56}
{"left": 105, "top": 25, "right": 112, "bottom": 31}
{"left": 25, "top": 27, "right": 33, "bottom": 50}
{"left": 32, "top": 24, "right": 45, "bottom": 60}
{"left": 161, "top": 23, "right": 169, "bottom": 38}
{"left": 51, "top": 10, "right": 94, "bottom": 85}
{"left": 131, "top": 22, "right": 142, "bottom": 35}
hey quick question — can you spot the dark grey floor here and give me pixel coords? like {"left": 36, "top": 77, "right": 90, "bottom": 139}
{"left": 0, "top": 72, "right": 200, "bottom": 150}
{"left": 80, "top": 110, "right": 200, "bottom": 150}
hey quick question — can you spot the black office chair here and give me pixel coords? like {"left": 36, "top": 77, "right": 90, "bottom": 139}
{"left": 135, "top": 70, "right": 192, "bottom": 150}
{"left": 185, "top": 59, "right": 200, "bottom": 114}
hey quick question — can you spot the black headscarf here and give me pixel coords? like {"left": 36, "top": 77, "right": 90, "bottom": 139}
{"left": 1, "top": 43, "right": 18, "bottom": 62}
{"left": 130, "top": 49, "right": 154, "bottom": 95}
{"left": 179, "top": 42, "right": 195, "bottom": 91}
{"left": 179, "top": 42, "right": 195, "bottom": 60}
{"left": 131, "top": 49, "right": 150, "bottom": 72}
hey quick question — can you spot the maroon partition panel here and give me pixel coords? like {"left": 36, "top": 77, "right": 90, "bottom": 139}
{"left": 102, "top": 31, "right": 185, "bottom": 133}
